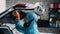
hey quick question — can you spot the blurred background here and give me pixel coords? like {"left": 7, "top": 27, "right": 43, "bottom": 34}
{"left": 0, "top": 0, "right": 60, "bottom": 34}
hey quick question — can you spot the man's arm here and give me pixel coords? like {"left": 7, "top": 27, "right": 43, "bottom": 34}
{"left": 13, "top": 10, "right": 25, "bottom": 33}
{"left": 15, "top": 20, "right": 25, "bottom": 33}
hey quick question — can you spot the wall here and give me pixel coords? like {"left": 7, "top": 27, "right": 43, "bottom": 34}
{"left": 0, "top": 0, "right": 6, "bottom": 13}
{"left": 6, "top": 0, "right": 60, "bottom": 20}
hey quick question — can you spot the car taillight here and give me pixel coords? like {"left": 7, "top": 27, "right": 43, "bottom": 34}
{"left": 15, "top": 3, "right": 26, "bottom": 8}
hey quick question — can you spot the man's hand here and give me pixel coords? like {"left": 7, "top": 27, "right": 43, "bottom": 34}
{"left": 15, "top": 10, "right": 20, "bottom": 20}
{"left": 13, "top": 10, "right": 20, "bottom": 20}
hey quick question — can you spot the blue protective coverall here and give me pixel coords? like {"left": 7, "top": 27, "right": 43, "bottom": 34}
{"left": 15, "top": 12, "right": 39, "bottom": 34}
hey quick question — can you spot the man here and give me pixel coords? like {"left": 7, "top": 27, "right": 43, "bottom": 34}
{"left": 13, "top": 10, "right": 39, "bottom": 34}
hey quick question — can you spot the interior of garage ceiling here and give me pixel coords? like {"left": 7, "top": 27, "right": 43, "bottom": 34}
{"left": 6, "top": 0, "right": 60, "bottom": 8}
{"left": 6, "top": 0, "right": 60, "bottom": 20}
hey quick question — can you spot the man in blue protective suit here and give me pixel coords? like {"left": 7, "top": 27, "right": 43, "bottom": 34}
{"left": 13, "top": 10, "right": 39, "bottom": 34}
